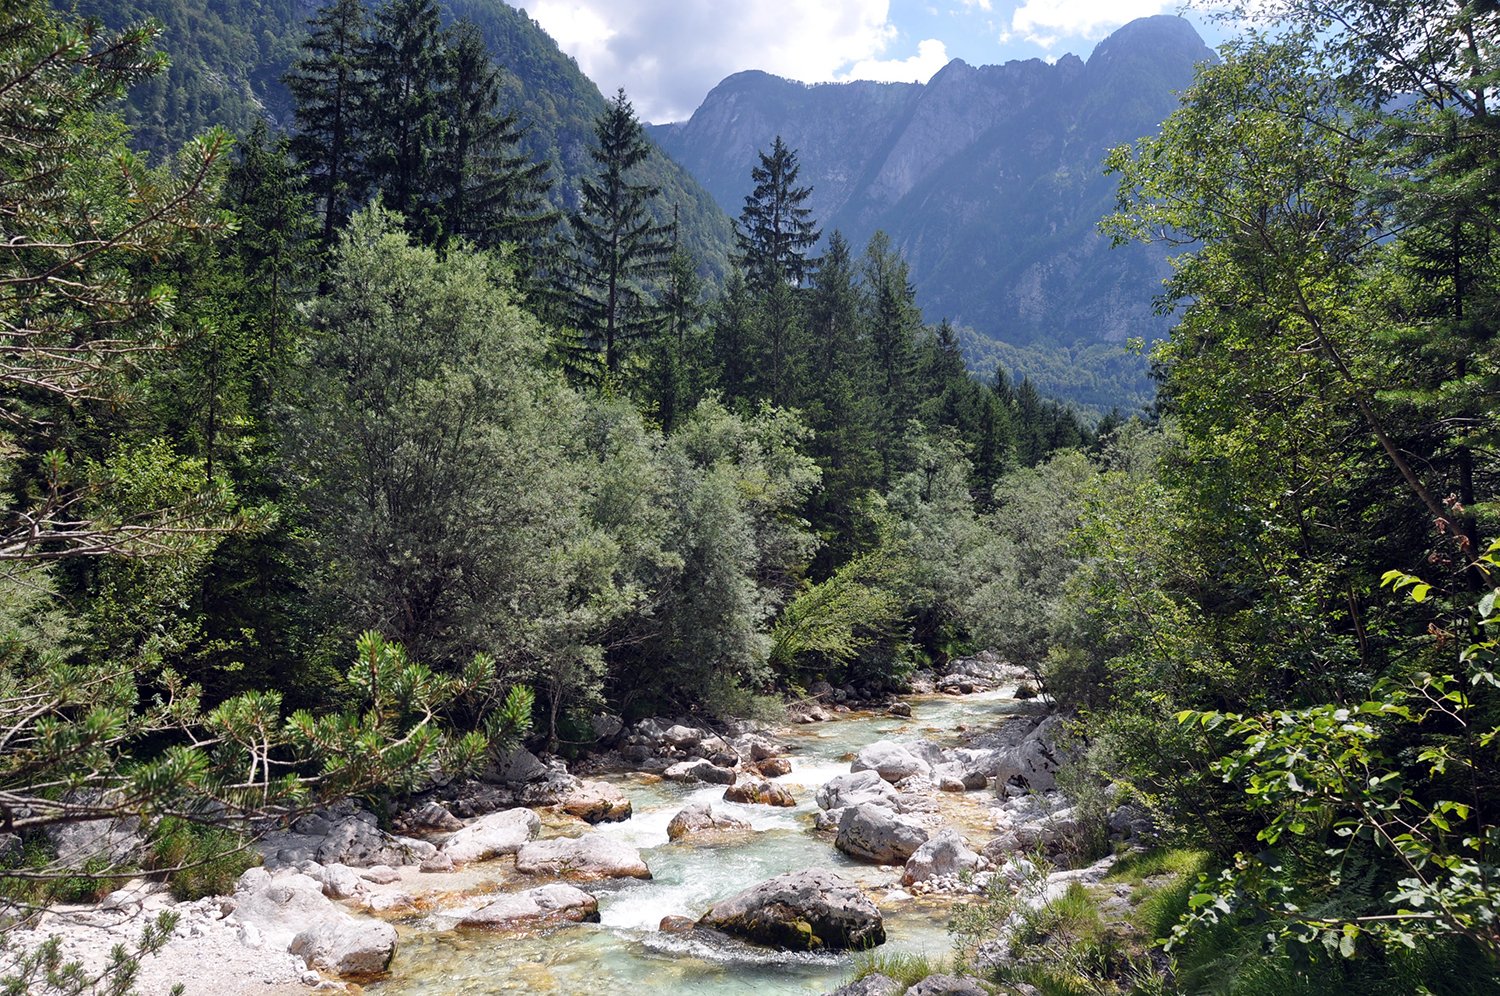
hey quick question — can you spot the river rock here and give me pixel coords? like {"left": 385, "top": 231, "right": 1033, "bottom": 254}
{"left": 440, "top": 808, "right": 541, "bottom": 864}
{"left": 666, "top": 803, "right": 751, "bottom": 842}
{"left": 359, "top": 864, "right": 401, "bottom": 885}
{"left": 662, "top": 724, "right": 705, "bottom": 749}
{"left": 723, "top": 779, "right": 795, "bottom": 807}
{"left": 591, "top": 713, "right": 624, "bottom": 740}
{"left": 901, "top": 830, "right": 983, "bottom": 886}
{"left": 261, "top": 809, "right": 434, "bottom": 870}
{"left": 487, "top": 747, "right": 550, "bottom": 783}
{"left": 697, "top": 868, "right": 885, "bottom": 951}
{"left": 992, "top": 715, "right": 1069, "bottom": 792}
{"left": 458, "top": 884, "right": 599, "bottom": 929}
{"left": 396, "top": 800, "right": 463, "bottom": 833}
{"left": 420, "top": 851, "right": 454, "bottom": 873}
{"left": 886, "top": 701, "right": 913, "bottom": 718}
{"left": 514, "top": 834, "right": 651, "bottom": 880}
{"left": 835, "top": 804, "right": 929, "bottom": 864}
{"left": 816, "top": 770, "right": 899, "bottom": 812}
{"left": 659, "top": 915, "right": 696, "bottom": 934}
{"left": 288, "top": 917, "right": 398, "bottom": 978}
{"left": 755, "top": 757, "right": 792, "bottom": 777}
{"left": 828, "top": 974, "right": 902, "bottom": 995}
{"left": 559, "top": 781, "right": 633, "bottom": 824}
{"left": 316, "top": 863, "right": 365, "bottom": 899}
{"left": 664, "top": 759, "right": 736, "bottom": 785}
{"left": 904, "top": 974, "right": 989, "bottom": 995}
{"left": 234, "top": 868, "right": 396, "bottom": 977}
{"left": 851, "top": 742, "right": 932, "bottom": 784}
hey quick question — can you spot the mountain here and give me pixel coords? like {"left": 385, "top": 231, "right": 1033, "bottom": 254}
{"left": 72, "top": 0, "right": 734, "bottom": 277}
{"left": 649, "top": 16, "right": 1213, "bottom": 362}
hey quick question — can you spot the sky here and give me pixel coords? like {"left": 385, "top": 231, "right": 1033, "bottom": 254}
{"left": 522, "top": 0, "right": 1227, "bottom": 124}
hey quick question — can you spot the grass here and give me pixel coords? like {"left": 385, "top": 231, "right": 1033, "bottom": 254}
{"left": 1105, "top": 848, "right": 1208, "bottom": 885}
{"left": 850, "top": 949, "right": 948, "bottom": 991}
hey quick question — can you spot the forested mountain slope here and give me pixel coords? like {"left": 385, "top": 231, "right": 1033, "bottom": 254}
{"left": 74, "top": 0, "right": 735, "bottom": 275}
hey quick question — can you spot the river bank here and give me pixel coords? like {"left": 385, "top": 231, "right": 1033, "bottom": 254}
{"left": 4, "top": 657, "right": 1130, "bottom": 995}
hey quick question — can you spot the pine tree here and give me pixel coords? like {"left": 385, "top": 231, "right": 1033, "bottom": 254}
{"left": 285, "top": 0, "right": 370, "bottom": 248}
{"left": 645, "top": 235, "right": 709, "bottom": 431}
{"left": 365, "top": 0, "right": 445, "bottom": 236}
{"left": 862, "top": 231, "right": 921, "bottom": 480}
{"left": 436, "top": 21, "right": 557, "bottom": 255}
{"left": 736, "top": 136, "right": 821, "bottom": 289}
{"left": 561, "top": 89, "right": 673, "bottom": 375}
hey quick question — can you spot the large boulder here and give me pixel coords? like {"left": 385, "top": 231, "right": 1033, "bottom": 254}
{"left": 289, "top": 917, "right": 398, "bottom": 978}
{"left": 662, "top": 724, "right": 705, "bottom": 749}
{"left": 514, "top": 834, "right": 651, "bottom": 880}
{"left": 440, "top": 808, "right": 541, "bottom": 864}
{"left": 755, "top": 757, "right": 792, "bottom": 778}
{"left": 723, "top": 779, "right": 795, "bottom": 807}
{"left": 850, "top": 742, "right": 932, "bottom": 784}
{"left": 260, "top": 808, "right": 433, "bottom": 869}
{"left": 664, "top": 759, "right": 736, "bottom": 785}
{"left": 697, "top": 868, "right": 885, "bottom": 951}
{"left": 835, "top": 804, "right": 929, "bottom": 864}
{"left": 234, "top": 867, "right": 397, "bottom": 978}
{"left": 458, "top": 884, "right": 599, "bottom": 929}
{"left": 558, "top": 781, "right": 632, "bottom": 824}
{"left": 816, "top": 770, "right": 898, "bottom": 812}
{"left": 666, "top": 803, "right": 751, "bottom": 842}
{"left": 992, "top": 715, "right": 1069, "bottom": 793}
{"left": 487, "top": 747, "right": 550, "bottom": 783}
{"left": 901, "top": 830, "right": 983, "bottom": 886}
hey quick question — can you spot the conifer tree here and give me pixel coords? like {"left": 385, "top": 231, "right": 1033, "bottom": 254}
{"left": 436, "top": 21, "right": 557, "bottom": 255}
{"left": 862, "top": 231, "right": 921, "bottom": 479}
{"left": 365, "top": 0, "right": 445, "bottom": 236}
{"left": 285, "top": 0, "right": 370, "bottom": 248}
{"left": 561, "top": 89, "right": 673, "bottom": 374}
{"left": 736, "top": 136, "right": 821, "bottom": 289}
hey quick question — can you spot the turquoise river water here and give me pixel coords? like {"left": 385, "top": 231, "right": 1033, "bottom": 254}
{"left": 372, "top": 691, "right": 1025, "bottom": 996}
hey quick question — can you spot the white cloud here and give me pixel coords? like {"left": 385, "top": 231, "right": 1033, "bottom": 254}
{"left": 838, "top": 38, "right": 950, "bottom": 83}
{"left": 1009, "top": 0, "right": 1174, "bottom": 46}
{"left": 525, "top": 0, "right": 918, "bottom": 123}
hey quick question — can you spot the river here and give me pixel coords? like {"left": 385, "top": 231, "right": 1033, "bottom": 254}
{"left": 372, "top": 690, "right": 1028, "bottom": 995}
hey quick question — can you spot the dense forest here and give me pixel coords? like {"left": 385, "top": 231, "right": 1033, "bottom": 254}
{"left": 1, "top": 0, "right": 1497, "bottom": 993}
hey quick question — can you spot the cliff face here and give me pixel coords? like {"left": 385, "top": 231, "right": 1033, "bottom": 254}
{"left": 650, "top": 15, "right": 1213, "bottom": 347}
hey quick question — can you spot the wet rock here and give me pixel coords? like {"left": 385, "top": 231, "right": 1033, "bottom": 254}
{"left": 558, "top": 781, "right": 633, "bottom": 824}
{"left": 664, "top": 759, "right": 736, "bottom": 785}
{"left": 288, "top": 918, "right": 398, "bottom": 978}
{"left": 440, "top": 808, "right": 541, "bottom": 864}
{"left": 755, "top": 757, "right": 792, "bottom": 778}
{"left": 666, "top": 803, "right": 751, "bottom": 842}
{"left": 514, "top": 833, "right": 651, "bottom": 881}
{"left": 901, "top": 830, "right": 983, "bottom": 887}
{"left": 851, "top": 742, "right": 932, "bottom": 784}
{"left": 815, "top": 770, "right": 898, "bottom": 812}
{"left": 458, "top": 884, "right": 599, "bottom": 929}
{"left": 886, "top": 701, "right": 913, "bottom": 718}
{"left": 835, "top": 804, "right": 929, "bottom": 865}
{"left": 697, "top": 868, "right": 884, "bottom": 951}
{"left": 658, "top": 915, "right": 696, "bottom": 934}
{"left": 723, "top": 779, "right": 795, "bottom": 807}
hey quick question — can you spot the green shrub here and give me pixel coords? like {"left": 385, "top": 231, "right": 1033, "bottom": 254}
{"left": 146, "top": 819, "right": 258, "bottom": 901}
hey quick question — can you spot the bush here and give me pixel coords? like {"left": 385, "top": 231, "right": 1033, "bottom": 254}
{"left": 146, "top": 819, "right": 258, "bottom": 901}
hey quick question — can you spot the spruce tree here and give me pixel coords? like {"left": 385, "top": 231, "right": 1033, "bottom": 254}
{"left": 437, "top": 21, "right": 557, "bottom": 255}
{"left": 365, "top": 0, "right": 445, "bottom": 236}
{"left": 562, "top": 89, "right": 673, "bottom": 375}
{"left": 736, "top": 136, "right": 820, "bottom": 289}
{"left": 285, "top": 0, "right": 370, "bottom": 248}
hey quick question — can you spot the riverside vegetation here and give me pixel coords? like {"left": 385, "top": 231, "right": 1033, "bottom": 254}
{"left": 0, "top": 0, "right": 1498, "bottom": 994}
